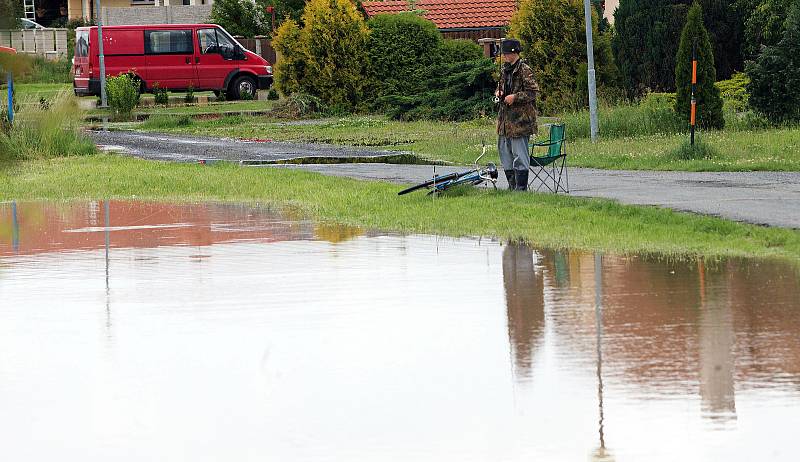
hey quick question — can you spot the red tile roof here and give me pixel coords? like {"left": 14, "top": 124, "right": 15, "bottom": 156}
{"left": 362, "top": 0, "right": 515, "bottom": 30}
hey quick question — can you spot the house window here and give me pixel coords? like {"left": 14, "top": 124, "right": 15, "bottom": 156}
{"left": 144, "top": 30, "right": 193, "bottom": 55}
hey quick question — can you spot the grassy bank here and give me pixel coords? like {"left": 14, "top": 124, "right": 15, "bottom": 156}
{"left": 131, "top": 113, "right": 800, "bottom": 171}
{"left": 1, "top": 154, "right": 799, "bottom": 263}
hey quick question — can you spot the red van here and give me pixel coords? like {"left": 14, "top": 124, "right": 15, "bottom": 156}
{"left": 72, "top": 24, "right": 272, "bottom": 100}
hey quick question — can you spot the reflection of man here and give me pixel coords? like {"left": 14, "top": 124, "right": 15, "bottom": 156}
{"left": 503, "top": 243, "right": 545, "bottom": 377}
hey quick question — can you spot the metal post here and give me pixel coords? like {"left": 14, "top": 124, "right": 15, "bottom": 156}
{"left": 690, "top": 40, "right": 697, "bottom": 146}
{"left": 6, "top": 71, "right": 12, "bottom": 124}
{"left": 94, "top": 0, "right": 108, "bottom": 108}
{"left": 583, "top": 0, "right": 599, "bottom": 142}
{"left": 11, "top": 201, "right": 19, "bottom": 253}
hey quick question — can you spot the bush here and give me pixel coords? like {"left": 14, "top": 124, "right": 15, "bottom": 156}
{"left": 185, "top": 84, "right": 195, "bottom": 104}
{"left": 267, "top": 88, "right": 279, "bottom": 100}
{"left": 299, "top": 0, "right": 370, "bottom": 109}
{"left": 675, "top": 2, "right": 725, "bottom": 129}
{"left": 715, "top": 72, "right": 750, "bottom": 112}
{"left": 106, "top": 73, "right": 140, "bottom": 116}
{"left": 209, "top": 0, "right": 269, "bottom": 37}
{"left": 0, "top": 91, "right": 95, "bottom": 163}
{"left": 153, "top": 83, "right": 169, "bottom": 106}
{"left": 439, "top": 39, "right": 484, "bottom": 63}
{"left": 273, "top": 19, "right": 305, "bottom": 96}
{"left": 273, "top": 0, "right": 370, "bottom": 109}
{"left": 367, "top": 13, "right": 442, "bottom": 98}
{"left": 510, "top": 0, "right": 586, "bottom": 113}
{"left": 747, "top": 0, "right": 800, "bottom": 124}
{"left": 380, "top": 58, "right": 496, "bottom": 121}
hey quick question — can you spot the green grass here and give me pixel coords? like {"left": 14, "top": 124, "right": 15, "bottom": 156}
{"left": 1, "top": 154, "right": 799, "bottom": 264}
{"left": 87, "top": 99, "right": 276, "bottom": 118}
{"left": 130, "top": 113, "right": 800, "bottom": 171}
{"left": 15, "top": 57, "right": 72, "bottom": 84}
{"left": 12, "top": 83, "right": 72, "bottom": 101}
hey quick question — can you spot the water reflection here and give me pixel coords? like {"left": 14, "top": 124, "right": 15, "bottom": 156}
{"left": 1, "top": 201, "right": 799, "bottom": 462}
{"left": 502, "top": 243, "right": 544, "bottom": 379}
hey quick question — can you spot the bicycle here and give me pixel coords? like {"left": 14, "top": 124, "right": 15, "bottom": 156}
{"left": 398, "top": 145, "right": 499, "bottom": 196}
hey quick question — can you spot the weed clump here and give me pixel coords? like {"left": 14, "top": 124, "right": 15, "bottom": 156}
{"left": 153, "top": 83, "right": 169, "bottom": 106}
{"left": 141, "top": 114, "right": 193, "bottom": 130}
{"left": 667, "top": 139, "right": 718, "bottom": 161}
{"left": 0, "top": 91, "right": 95, "bottom": 163}
{"left": 271, "top": 93, "right": 327, "bottom": 119}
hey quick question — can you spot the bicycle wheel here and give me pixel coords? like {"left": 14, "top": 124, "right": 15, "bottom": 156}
{"left": 397, "top": 172, "right": 460, "bottom": 195}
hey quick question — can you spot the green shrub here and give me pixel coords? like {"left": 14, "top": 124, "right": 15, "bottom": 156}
{"left": 439, "top": 39, "right": 483, "bottom": 63}
{"left": 0, "top": 91, "right": 95, "bottom": 163}
{"left": 240, "top": 88, "right": 254, "bottom": 100}
{"left": 153, "top": 83, "right": 169, "bottom": 106}
{"left": 367, "top": 13, "right": 442, "bottom": 98}
{"left": 274, "top": 0, "right": 370, "bottom": 110}
{"left": 300, "top": 0, "right": 370, "bottom": 109}
{"left": 209, "top": 0, "right": 269, "bottom": 37}
{"left": 273, "top": 19, "right": 305, "bottom": 96}
{"left": 675, "top": 2, "right": 725, "bottom": 129}
{"left": 510, "top": 0, "right": 586, "bottom": 113}
{"left": 106, "top": 73, "right": 140, "bottom": 116}
{"left": 267, "top": 88, "right": 279, "bottom": 100}
{"left": 185, "top": 84, "right": 195, "bottom": 104}
{"left": 715, "top": 72, "right": 750, "bottom": 112}
{"left": 380, "top": 58, "right": 496, "bottom": 121}
{"left": 747, "top": 0, "right": 800, "bottom": 124}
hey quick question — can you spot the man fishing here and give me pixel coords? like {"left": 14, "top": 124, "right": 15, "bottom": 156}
{"left": 495, "top": 39, "right": 540, "bottom": 191}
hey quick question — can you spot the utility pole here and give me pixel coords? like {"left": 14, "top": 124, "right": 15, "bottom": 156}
{"left": 583, "top": 0, "right": 599, "bottom": 142}
{"left": 94, "top": 0, "right": 108, "bottom": 108}
{"left": 690, "top": 39, "right": 697, "bottom": 146}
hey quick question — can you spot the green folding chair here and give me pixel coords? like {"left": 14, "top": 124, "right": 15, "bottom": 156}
{"left": 528, "top": 123, "right": 569, "bottom": 193}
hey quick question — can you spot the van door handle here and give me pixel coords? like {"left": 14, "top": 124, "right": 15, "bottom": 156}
{"left": 185, "top": 57, "right": 191, "bottom": 64}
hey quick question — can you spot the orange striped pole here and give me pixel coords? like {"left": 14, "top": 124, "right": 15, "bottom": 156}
{"left": 690, "top": 40, "right": 697, "bottom": 145}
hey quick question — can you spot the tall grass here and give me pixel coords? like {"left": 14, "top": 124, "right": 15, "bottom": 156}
{"left": 16, "top": 57, "right": 72, "bottom": 84}
{"left": 561, "top": 93, "right": 784, "bottom": 140}
{"left": 0, "top": 91, "right": 96, "bottom": 163}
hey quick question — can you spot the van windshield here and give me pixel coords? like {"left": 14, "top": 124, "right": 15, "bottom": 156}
{"left": 75, "top": 30, "right": 89, "bottom": 57}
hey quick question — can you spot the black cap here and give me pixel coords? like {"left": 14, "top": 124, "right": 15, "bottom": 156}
{"left": 501, "top": 39, "right": 522, "bottom": 54}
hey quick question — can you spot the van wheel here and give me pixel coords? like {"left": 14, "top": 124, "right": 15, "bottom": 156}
{"left": 230, "top": 75, "right": 256, "bottom": 100}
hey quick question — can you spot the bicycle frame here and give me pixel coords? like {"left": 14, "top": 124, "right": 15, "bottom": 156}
{"left": 398, "top": 146, "right": 498, "bottom": 196}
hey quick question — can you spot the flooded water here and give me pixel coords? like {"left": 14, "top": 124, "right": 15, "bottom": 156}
{"left": 1, "top": 201, "right": 799, "bottom": 462}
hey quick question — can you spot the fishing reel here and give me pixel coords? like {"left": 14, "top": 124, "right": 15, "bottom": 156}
{"left": 486, "top": 163, "right": 498, "bottom": 180}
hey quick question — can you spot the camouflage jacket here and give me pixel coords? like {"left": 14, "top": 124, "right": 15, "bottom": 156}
{"left": 497, "top": 59, "right": 540, "bottom": 137}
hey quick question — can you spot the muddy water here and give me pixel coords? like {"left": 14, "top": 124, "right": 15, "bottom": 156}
{"left": 1, "top": 201, "right": 799, "bottom": 462}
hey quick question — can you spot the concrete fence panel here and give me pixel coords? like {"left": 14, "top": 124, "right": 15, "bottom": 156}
{"left": 0, "top": 29, "right": 67, "bottom": 59}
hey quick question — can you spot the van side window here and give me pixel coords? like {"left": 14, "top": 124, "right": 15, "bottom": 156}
{"left": 145, "top": 30, "right": 193, "bottom": 55}
{"left": 198, "top": 28, "right": 235, "bottom": 57}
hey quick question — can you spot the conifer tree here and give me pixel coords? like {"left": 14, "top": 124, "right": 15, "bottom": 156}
{"left": 747, "top": 0, "right": 800, "bottom": 123}
{"left": 674, "top": 2, "right": 725, "bottom": 129}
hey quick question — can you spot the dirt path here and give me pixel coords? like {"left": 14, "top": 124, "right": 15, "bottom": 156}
{"left": 90, "top": 130, "right": 800, "bottom": 229}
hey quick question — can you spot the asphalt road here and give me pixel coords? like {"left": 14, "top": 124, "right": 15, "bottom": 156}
{"left": 89, "top": 130, "right": 800, "bottom": 229}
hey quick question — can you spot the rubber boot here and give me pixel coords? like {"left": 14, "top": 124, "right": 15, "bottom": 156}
{"left": 515, "top": 170, "right": 529, "bottom": 191}
{"left": 504, "top": 170, "right": 515, "bottom": 191}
